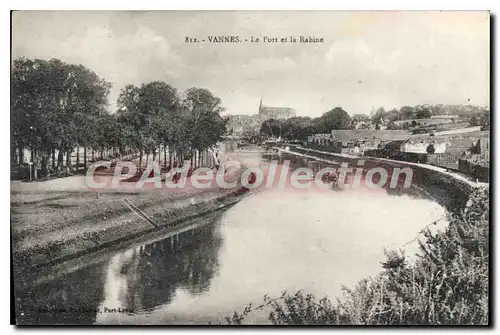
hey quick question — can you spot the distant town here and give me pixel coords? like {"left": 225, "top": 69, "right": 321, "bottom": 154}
{"left": 225, "top": 102, "right": 490, "bottom": 182}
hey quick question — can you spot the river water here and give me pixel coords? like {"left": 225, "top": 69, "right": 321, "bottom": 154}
{"left": 15, "top": 148, "right": 448, "bottom": 325}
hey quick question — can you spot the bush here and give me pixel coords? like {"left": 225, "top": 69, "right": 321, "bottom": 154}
{"left": 224, "top": 187, "right": 489, "bottom": 325}
{"left": 426, "top": 143, "right": 436, "bottom": 154}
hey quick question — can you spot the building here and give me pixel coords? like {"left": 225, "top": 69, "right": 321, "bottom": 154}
{"left": 307, "top": 133, "right": 334, "bottom": 146}
{"left": 330, "top": 130, "right": 410, "bottom": 146}
{"left": 330, "top": 129, "right": 411, "bottom": 155}
{"left": 401, "top": 138, "right": 448, "bottom": 154}
{"left": 225, "top": 99, "right": 297, "bottom": 136}
{"left": 258, "top": 98, "right": 296, "bottom": 120}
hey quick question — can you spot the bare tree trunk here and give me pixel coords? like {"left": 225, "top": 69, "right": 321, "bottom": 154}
{"left": 12, "top": 144, "right": 17, "bottom": 166}
{"left": 41, "top": 152, "right": 48, "bottom": 176}
{"left": 139, "top": 149, "right": 143, "bottom": 170}
{"left": 18, "top": 146, "right": 24, "bottom": 165}
{"left": 51, "top": 148, "right": 56, "bottom": 170}
{"left": 169, "top": 149, "right": 172, "bottom": 168}
{"left": 91, "top": 149, "right": 95, "bottom": 161}
{"left": 83, "top": 147, "right": 87, "bottom": 170}
{"left": 57, "top": 149, "right": 64, "bottom": 170}
{"left": 31, "top": 147, "right": 37, "bottom": 180}
{"left": 66, "top": 150, "right": 71, "bottom": 173}
{"left": 163, "top": 145, "right": 167, "bottom": 168}
{"left": 76, "top": 146, "right": 80, "bottom": 171}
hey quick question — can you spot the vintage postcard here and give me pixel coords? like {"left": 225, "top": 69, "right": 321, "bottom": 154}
{"left": 11, "top": 11, "right": 490, "bottom": 325}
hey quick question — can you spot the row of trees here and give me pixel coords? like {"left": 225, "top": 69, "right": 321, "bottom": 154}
{"left": 11, "top": 57, "right": 227, "bottom": 179}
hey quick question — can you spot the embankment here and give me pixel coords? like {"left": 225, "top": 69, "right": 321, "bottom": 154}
{"left": 12, "top": 165, "right": 251, "bottom": 287}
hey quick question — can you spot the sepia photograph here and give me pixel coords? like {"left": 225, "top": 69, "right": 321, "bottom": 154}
{"left": 10, "top": 10, "right": 490, "bottom": 325}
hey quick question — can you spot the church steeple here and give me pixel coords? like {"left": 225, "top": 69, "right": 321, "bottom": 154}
{"left": 259, "top": 96, "right": 263, "bottom": 113}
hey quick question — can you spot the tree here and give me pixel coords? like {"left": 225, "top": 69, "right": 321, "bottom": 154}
{"left": 371, "top": 107, "right": 386, "bottom": 130}
{"left": 399, "top": 106, "right": 416, "bottom": 120}
{"left": 282, "top": 117, "right": 314, "bottom": 140}
{"left": 426, "top": 143, "right": 436, "bottom": 154}
{"left": 184, "top": 87, "right": 227, "bottom": 158}
{"left": 260, "top": 118, "right": 282, "bottom": 138}
{"left": 350, "top": 114, "right": 371, "bottom": 129}
{"left": 313, "top": 107, "right": 351, "bottom": 133}
{"left": 386, "top": 108, "right": 401, "bottom": 122}
{"left": 480, "top": 110, "right": 490, "bottom": 130}
{"left": 11, "top": 57, "right": 111, "bottom": 178}
{"left": 469, "top": 116, "right": 479, "bottom": 127}
{"left": 117, "top": 81, "right": 179, "bottom": 169}
{"left": 415, "top": 105, "right": 432, "bottom": 119}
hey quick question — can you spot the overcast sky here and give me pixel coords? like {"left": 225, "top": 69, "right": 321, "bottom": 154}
{"left": 12, "top": 11, "right": 489, "bottom": 117}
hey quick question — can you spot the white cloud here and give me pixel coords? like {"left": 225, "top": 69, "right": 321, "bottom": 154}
{"left": 246, "top": 56, "right": 297, "bottom": 73}
{"left": 325, "top": 39, "right": 402, "bottom": 75}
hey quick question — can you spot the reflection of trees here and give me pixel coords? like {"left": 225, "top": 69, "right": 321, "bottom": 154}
{"left": 181, "top": 223, "right": 222, "bottom": 295}
{"left": 103, "top": 215, "right": 224, "bottom": 313}
{"left": 15, "top": 265, "right": 105, "bottom": 325}
{"left": 16, "top": 214, "right": 224, "bottom": 325}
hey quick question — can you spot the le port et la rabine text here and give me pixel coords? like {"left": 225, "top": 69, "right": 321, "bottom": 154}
{"left": 185, "top": 35, "right": 324, "bottom": 43}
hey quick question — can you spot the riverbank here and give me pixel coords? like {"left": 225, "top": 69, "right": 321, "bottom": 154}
{"left": 11, "top": 160, "right": 249, "bottom": 288}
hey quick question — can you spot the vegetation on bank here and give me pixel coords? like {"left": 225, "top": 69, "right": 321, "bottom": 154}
{"left": 224, "top": 186, "right": 489, "bottom": 325}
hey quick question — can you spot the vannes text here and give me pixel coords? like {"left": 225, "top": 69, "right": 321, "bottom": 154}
{"left": 184, "top": 36, "right": 324, "bottom": 43}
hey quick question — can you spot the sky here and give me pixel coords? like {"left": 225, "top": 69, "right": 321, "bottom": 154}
{"left": 12, "top": 11, "right": 490, "bottom": 117}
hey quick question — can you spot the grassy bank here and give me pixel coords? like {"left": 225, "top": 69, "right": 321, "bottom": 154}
{"left": 225, "top": 186, "right": 489, "bottom": 325}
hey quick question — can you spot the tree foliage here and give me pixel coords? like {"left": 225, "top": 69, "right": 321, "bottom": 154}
{"left": 12, "top": 57, "right": 227, "bottom": 178}
{"left": 11, "top": 57, "right": 111, "bottom": 174}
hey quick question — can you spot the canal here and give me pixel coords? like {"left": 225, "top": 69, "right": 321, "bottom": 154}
{"left": 15, "top": 147, "right": 448, "bottom": 325}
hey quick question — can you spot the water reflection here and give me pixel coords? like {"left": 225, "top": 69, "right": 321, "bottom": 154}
{"left": 16, "top": 213, "right": 224, "bottom": 325}
{"left": 96, "top": 217, "right": 223, "bottom": 324}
